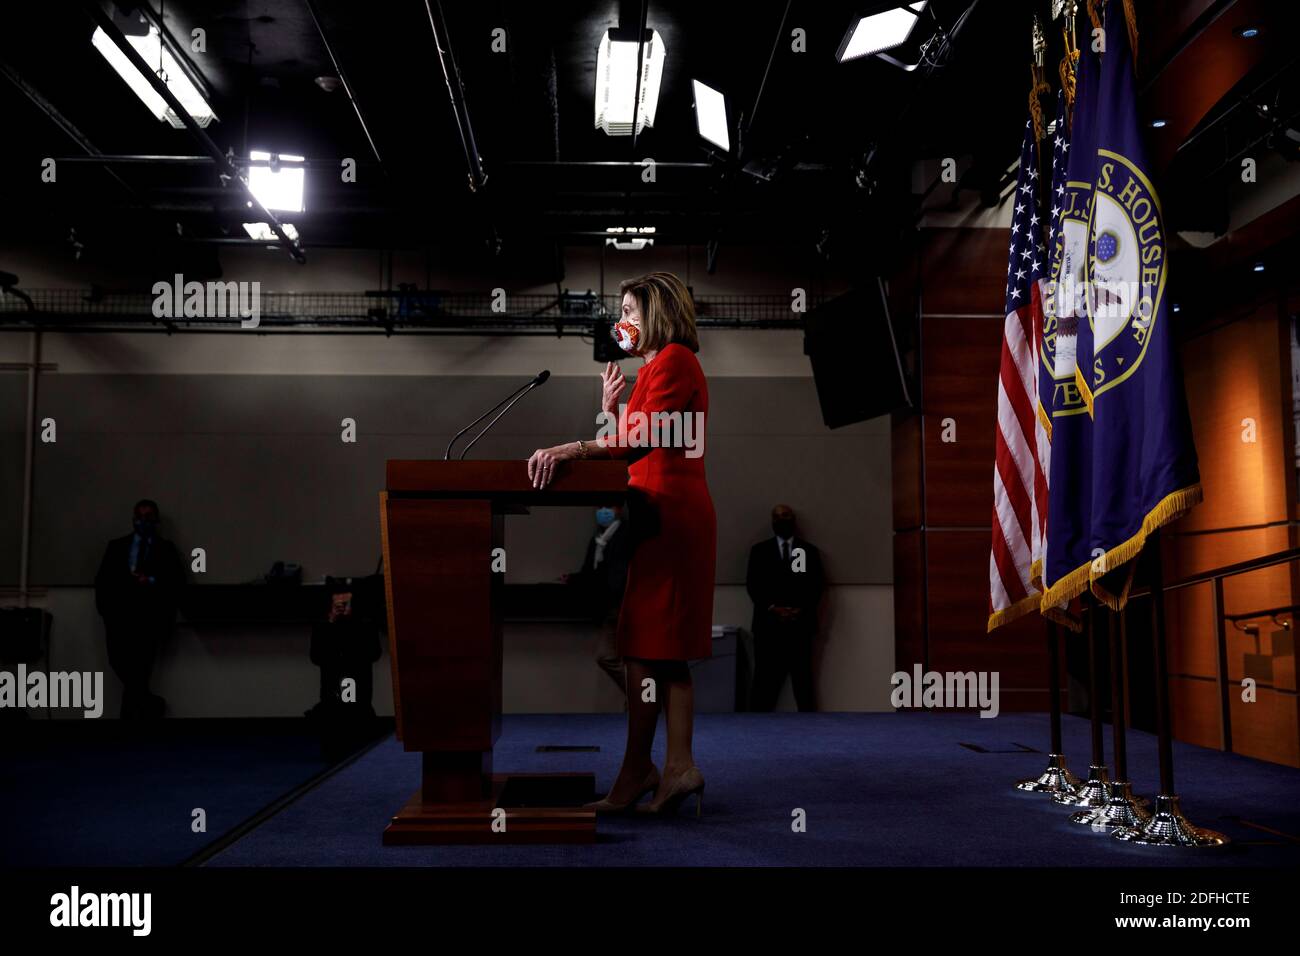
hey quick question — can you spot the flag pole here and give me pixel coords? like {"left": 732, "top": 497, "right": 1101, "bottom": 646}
{"left": 1015, "top": 620, "right": 1082, "bottom": 795}
{"left": 1114, "top": 530, "right": 1227, "bottom": 846}
{"left": 1053, "top": 593, "right": 1110, "bottom": 807}
{"left": 1070, "top": 605, "right": 1151, "bottom": 826}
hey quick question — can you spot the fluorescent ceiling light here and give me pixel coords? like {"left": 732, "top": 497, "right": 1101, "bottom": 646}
{"left": 247, "top": 151, "right": 306, "bottom": 213}
{"left": 606, "top": 237, "right": 654, "bottom": 251}
{"left": 605, "top": 226, "right": 656, "bottom": 234}
{"left": 242, "top": 222, "right": 299, "bottom": 241}
{"left": 692, "top": 80, "right": 730, "bottom": 152}
{"left": 837, "top": 2, "right": 927, "bottom": 62}
{"left": 91, "top": 25, "right": 215, "bottom": 128}
{"left": 594, "top": 29, "right": 666, "bottom": 136}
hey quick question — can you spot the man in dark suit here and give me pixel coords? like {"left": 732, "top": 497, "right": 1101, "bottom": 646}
{"left": 94, "top": 499, "right": 185, "bottom": 719}
{"left": 566, "top": 504, "right": 632, "bottom": 695}
{"left": 746, "top": 503, "right": 825, "bottom": 712}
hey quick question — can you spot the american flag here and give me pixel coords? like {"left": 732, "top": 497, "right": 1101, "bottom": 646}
{"left": 988, "top": 115, "right": 1049, "bottom": 631}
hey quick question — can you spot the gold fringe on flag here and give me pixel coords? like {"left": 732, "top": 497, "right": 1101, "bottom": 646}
{"left": 1089, "top": 484, "right": 1203, "bottom": 610}
{"left": 1037, "top": 400, "right": 1053, "bottom": 442}
{"left": 1045, "top": 603, "right": 1084, "bottom": 633}
{"left": 987, "top": 591, "right": 1043, "bottom": 632}
{"left": 1074, "top": 363, "right": 1095, "bottom": 417}
{"left": 1040, "top": 558, "right": 1091, "bottom": 623}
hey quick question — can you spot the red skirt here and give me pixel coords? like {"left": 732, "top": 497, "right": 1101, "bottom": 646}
{"left": 616, "top": 464, "right": 716, "bottom": 661}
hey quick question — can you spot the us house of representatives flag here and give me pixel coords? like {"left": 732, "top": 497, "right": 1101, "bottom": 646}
{"left": 1040, "top": 32, "right": 1101, "bottom": 620}
{"left": 1076, "top": 0, "right": 1201, "bottom": 609}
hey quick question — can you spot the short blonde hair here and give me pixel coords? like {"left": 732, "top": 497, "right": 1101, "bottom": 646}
{"left": 619, "top": 272, "right": 700, "bottom": 354}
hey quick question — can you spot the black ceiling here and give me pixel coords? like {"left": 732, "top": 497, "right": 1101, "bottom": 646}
{"left": 0, "top": 0, "right": 1293, "bottom": 278}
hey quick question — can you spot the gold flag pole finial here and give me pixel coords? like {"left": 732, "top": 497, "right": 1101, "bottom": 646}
{"left": 1058, "top": 0, "right": 1080, "bottom": 115}
{"left": 1029, "top": 15, "right": 1050, "bottom": 143}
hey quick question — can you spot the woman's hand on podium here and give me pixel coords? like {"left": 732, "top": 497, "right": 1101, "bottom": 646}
{"left": 527, "top": 442, "right": 580, "bottom": 489}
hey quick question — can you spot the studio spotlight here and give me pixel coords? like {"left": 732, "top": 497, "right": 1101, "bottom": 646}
{"left": 692, "top": 80, "right": 730, "bottom": 153}
{"left": 247, "top": 151, "right": 306, "bottom": 213}
{"left": 836, "top": 2, "right": 927, "bottom": 63}
{"left": 594, "top": 28, "right": 666, "bottom": 136}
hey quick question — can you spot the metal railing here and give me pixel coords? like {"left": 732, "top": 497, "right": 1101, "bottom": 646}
{"left": 1126, "top": 545, "right": 1300, "bottom": 754}
{"left": 0, "top": 289, "right": 819, "bottom": 333}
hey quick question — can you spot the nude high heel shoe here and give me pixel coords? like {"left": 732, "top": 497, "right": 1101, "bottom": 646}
{"left": 638, "top": 766, "right": 705, "bottom": 817}
{"left": 584, "top": 764, "right": 660, "bottom": 814}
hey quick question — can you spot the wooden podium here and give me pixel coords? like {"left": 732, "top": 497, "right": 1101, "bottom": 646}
{"left": 378, "top": 459, "right": 627, "bottom": 844}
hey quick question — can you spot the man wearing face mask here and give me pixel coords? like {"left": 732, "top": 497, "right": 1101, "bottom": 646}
{"left": 745, "top": 504, "right": 825, "bottom": 712}
{"left": 94, "top": 499, "right": 185, "bottom": 719}
{"left": 564, "top": 503, "right": 631, "bottom": 695}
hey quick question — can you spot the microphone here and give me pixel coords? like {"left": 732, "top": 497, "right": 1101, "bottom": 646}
{"left": 444, "top": 370, "right": 550, "bottom": 460}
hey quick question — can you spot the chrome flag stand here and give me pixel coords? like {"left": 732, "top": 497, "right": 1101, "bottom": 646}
{"left": 1016, "top": 622, "right": 1083, "bottom": 796}
{"left": 1071, "top": 608, "right": 1150, "bottom": 828}
{"left": 1114, "top": 531, "right": 1228, "bottom": 847}
{"left": 1053, "top": 596, "right": 1110, "bottom": 808}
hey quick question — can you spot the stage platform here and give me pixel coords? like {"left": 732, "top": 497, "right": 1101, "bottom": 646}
{"left": 200, "top": 712, "right": 1300, "bottom": 867}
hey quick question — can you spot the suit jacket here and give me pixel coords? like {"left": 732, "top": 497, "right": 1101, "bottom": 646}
{"left": 745, "top": 536, "right": 825, "bottom": 639}
{"left": 94, "top": 533, "right": 185, "bottom": 623}
{"left": 572, "top": 521, "right": 632, "bottom": 616}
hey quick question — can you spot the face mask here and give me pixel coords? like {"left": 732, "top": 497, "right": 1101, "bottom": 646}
{"left": 134, "top": 518, "right": 157, "bottom": 537}
{"left": 612, "top": 320, "right": 641, "bottom": 354}
{"left": 772, "top": 519, "right": 794, "bottom": 538}
{"left": 595, "top": 507, "right": 616, "bottom": 528}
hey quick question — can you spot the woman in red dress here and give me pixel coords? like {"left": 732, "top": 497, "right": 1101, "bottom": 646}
{"left": 527, "top": 272, "right": 715, "bottom": 816}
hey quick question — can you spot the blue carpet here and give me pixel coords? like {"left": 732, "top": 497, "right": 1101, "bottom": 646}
{"left": 205, "top": 712, "right": 1300, "bottom": 867}
{"left": 0, "top": 721, "right": 338, "bottom": 867}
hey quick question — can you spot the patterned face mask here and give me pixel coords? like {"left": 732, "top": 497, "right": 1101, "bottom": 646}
{"left": 612, "top": 319, "right": 641, "bottom": 354}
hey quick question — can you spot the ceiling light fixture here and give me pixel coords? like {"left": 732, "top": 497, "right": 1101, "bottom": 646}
{"left": 594, "top": 28, "right": 666, "bottom": 137}
{"left": 91, "top": 24, "right": 216, "bottom": 128}
{"left": 243, "top": 222, "right": 300, "bottom": 241}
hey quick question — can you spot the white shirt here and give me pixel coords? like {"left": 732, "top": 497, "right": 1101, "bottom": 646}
{"left": 776, "top": 535, "right": 794, "bottom": 561}
{"left": 593, "top": 519, "right": 622, "bottom": 568}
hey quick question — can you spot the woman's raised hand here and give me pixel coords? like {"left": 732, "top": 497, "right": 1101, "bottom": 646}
{"left": 601, "top": 361, "right": 626, "bottom": 417}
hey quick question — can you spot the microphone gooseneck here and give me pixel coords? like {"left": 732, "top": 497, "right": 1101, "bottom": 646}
{"left": 444, "top": 370, "right": 549, "bottom": 460}
{"left": 458, "top": 372, "right": 551, "bottom": 460}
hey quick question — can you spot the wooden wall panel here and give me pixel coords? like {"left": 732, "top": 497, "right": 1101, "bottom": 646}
{"left": 893, "top": 530, "right": 925, "bottom": 671}
{"left": 1164, "top": 525, "right": 1291, "bottom": 679}
{"left": 926, "top": 530, "right": 1045, "bottom": 688}
{"left": 891, "top": 412, "right": 923, "bottom": 531}
{"left": 921, "top": 315, "right": 1003, "bottom": 528}
{"left": 914, "top": 229, "right": 1008, "bottom": 314}
{"left": 1163, "top": 301, "right": 1299, "bottom": 766}
{"left": 1169, "top": 676, "right": 1223, "bottom": 751}
{"left": 889, "top": 228, "right": 1047, "bottom": 714}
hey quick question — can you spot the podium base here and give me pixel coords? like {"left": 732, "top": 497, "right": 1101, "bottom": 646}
{"left": 383, "top": 772, "right": 598, "bottom": 845}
